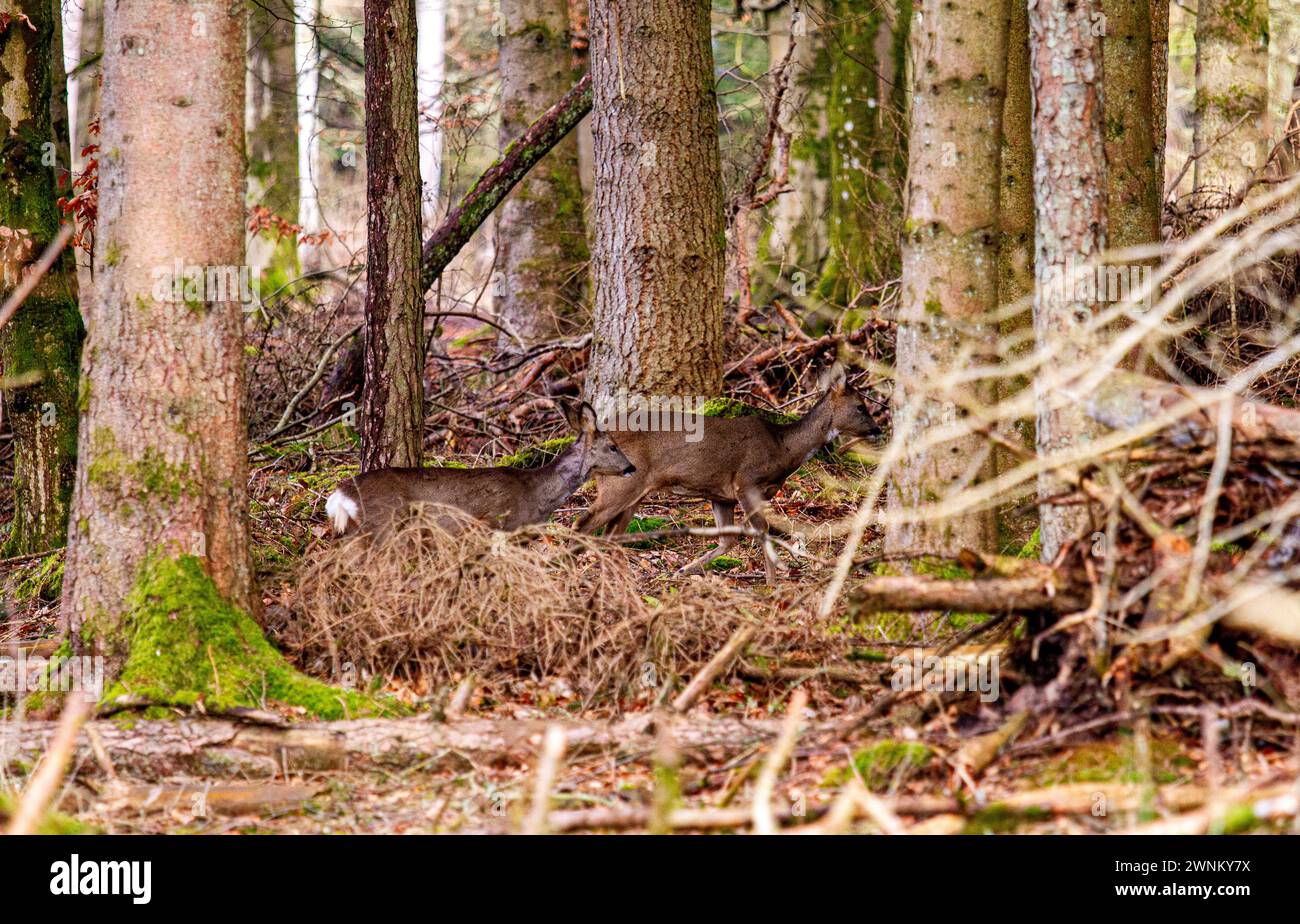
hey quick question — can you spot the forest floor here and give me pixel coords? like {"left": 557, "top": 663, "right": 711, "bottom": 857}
{"left": 3, "top": 449, "right": 1295, "bottom": 835}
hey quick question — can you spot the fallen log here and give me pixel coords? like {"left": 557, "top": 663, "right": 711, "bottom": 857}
{"left": 1087, "top": 371, "right": 1300, "bottom": 447}
{"left": 0, "top": 713, "right": 782, "bottom": 782}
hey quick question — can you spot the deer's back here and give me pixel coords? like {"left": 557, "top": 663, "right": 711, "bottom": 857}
{"left": 610, "top": 416, "right": 788, "bottom": 498}
{"left": 342, "top": 464, "right": 541, "bottom": 532}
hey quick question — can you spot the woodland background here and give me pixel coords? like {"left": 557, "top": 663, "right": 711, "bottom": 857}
{"left": 2, "top": 0, "right": 1300, "bottom": 835}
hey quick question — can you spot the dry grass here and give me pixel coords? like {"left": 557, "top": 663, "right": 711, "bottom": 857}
{"left": 287, "top": 505, "right": 842, "bottom": 703}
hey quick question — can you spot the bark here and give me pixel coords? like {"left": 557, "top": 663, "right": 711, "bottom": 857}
{"left": 816, "top": 0, "right": 909, "bottom": 306}
{"left": 418, "top": 72, "right": 592, "bottom": 295}
{"left": 61, "top": 0, "right": 255, "bottom": 677}
{"left": 0, "top": 0, "right": 84, "bottom": 555}
{"left": 1151, "top": 0, "right": 1169, "bottom": 191}
{"left": 1269, "top": 0, "right": 1300, "bottom": 176}
{"left": 494, "top": 0, "right": 588, "bottom": 347}
{"left": 362, "top": 0, "right": 425, "bottom": 471}
{"left": 1193, "top": 0, "right": 1269, "bottom": 206}
{"left": 585, "top": 0, "right": 726, "bottom": 406}
{"left": 0, "top": 714, "right": 784, "bottom": 781}
{"left": 1103, "top": 0, "right": 1160, "bottom": 253}
{"left": 1029, "top": 0, "right": 1108, "bottom": 562}
{"left": 997, "top": 0, "right": 1035, "bottom": 479}
{"left": 999, "top": 0, "right": 1034, "bottom": 314}
{"left": 884, "top": 0, "right": 1008, "bottom": 559}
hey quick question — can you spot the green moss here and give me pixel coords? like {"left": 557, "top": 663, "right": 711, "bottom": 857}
{"left": 100, "top": 554, "right": 393, "bottom": 719}
{"left": 697, "top": 398, "right": 795, "bottom": 424}
{"left": 963, "top": 803, "right": 1049, "bottom": 834}
{"left": 86, "top": 429, "right": 195, "bottom": 502}
{"left": 823, "top": 740, "right": 932, "bottom": 790}
{"left": 11, "top": 552, "right": 64, "bottom": 602}
{"left": 622, "top": 516, "right": 671, "bottom": 549}
{"left": 1034, "top": 735, "right": 1192, "bottom": 787}
{"left": 704, "top": 555, "right": 743, "bottom": 572}
{"left": 499, "top": 435, "right": 575, "bottom": 469}
{"left": 0, "top": 790, "right": 91, "bottom": 834}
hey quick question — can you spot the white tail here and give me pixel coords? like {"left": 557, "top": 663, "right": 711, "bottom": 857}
{"left": 325, "top": 402, "right": 635, "bottom": 537}
{"left": 325, "top": 488, "right": 359, "bottom": 535}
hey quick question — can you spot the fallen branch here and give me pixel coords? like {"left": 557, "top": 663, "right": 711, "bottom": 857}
{"left": 0, "top": 714, "right": 784, "bottom": 782}
{"left": 7, "top": 694, "right": 91, "bottom": 835}
{"left": 420, "top": 73, "right": 592, "bottom": 295}
{"left": 672, "top": 625, "right": 757, "bottom": 712}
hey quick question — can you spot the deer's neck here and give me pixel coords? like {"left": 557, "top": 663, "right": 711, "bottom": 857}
{"left": 530, "top": 435, "right": 590, "bottom": 514}
{"left": 780, "top": 392, "right": 837, "bottom": 466}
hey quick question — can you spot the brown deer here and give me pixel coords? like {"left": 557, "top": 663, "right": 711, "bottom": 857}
{"left": 327, "top": 402, "right": 635, "bottom": 536}
{"left": 577, "top": 366, "right": 884, "bottom": 582}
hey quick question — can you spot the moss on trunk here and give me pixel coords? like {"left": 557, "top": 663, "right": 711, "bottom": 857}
{"left": 0, "top": 0, "right": 85, "bottom": 555}
{"left": 96, "top": 554, "right": 387, "bottom": 719}
{"left": 816, "top": 1, "right": 910, "bottom": 307}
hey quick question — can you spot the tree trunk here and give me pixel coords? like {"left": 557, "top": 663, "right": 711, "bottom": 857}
{"left": 763, "top": 2, "right": 829, "bottom": 277}
{"left": 999, "top": 0, "right": 1034, "bottom": 315}
{"left": 1193, "top": 0, "right": 1269, "bottom": 207}
{"left": 62, "top": 0, "right": 255, "bottom": 680}
{"left": 1029, "top": 0, "right": 1108, "bottom": 562}
{"left": 0, "top": 0, "right": 84, "bottom": 555}
{"left": 883, "top": 0, "right": 1008, "bottom": 559}
{"left": 1269, "top": 0, "right": 1300, "bottom": 176}
{"left": 362, "top": 0, "right": 424, "bottom": 471}
{"left": 416, "top": 0, "right": 446, "bottom": 229}
{"left": 1151, "top": 0, "right": 1170, "bottom": 191}
{"left": 494, "top": 0, "right": 587, "bottom": 348}
{"left": 585, "top": 0, "right": 726, "bottom": 406}
{"left": 996, "top": 0, "right": 1036, "bottom": 488}
{"left": 294, "top": 0, "right": 324, "bottom": 270}
{"left": 816, "top": 1, "right": 909, "bottom": 307}
{"left": 1103, "top": 0, "right": 1160, "bottom": 253}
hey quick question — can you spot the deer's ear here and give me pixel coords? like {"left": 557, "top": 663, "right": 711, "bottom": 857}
{"left": 579, "top": 401, "right": 600, "bottom": 434}
{"left": 559, "top": 399, "right": 582, "bottom": 432}
{"left": 822, "top": 361, "right": 847, "bottom": 395}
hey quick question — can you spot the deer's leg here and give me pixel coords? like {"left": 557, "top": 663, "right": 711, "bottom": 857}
{"left": 678, "top": 500, "right": 739, "bottom": 575}
{"left": 578, "top": 477, "right": 645, "bottom": 535}
{"left": 738, "top": 486, "right": 785, "bottom": 585}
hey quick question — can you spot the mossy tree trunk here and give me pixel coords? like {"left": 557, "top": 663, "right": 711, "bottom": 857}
{"left": 362, "top": 0, "right": 425, "bottom": 470}
{"left": 1103, "top": 0, "right": 1160, "bottom": 254}
{"left": 586, "top": 0, "right": 726, "bottom": 405}
{"left": 1193, "top": 0, "right": 1269, "bottom": 207}
{"left": 0, "top": 0, "right": 85, "bottom": 555}
{"left": 884, "top": 0, "right": 1008, "bottom": 559}
{"left": 1030, "top": 0, "right": 1108, "bottom": 562}
{"left": 62, "top": 0, "right": 256, "bottom": 681}
{"left": 495, "top": 0, "right": 588, "bottom": 348}
{"left": 816, "top": 0, "right": 910, "bottom": 307}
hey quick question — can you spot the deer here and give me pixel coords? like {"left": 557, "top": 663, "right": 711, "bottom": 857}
{"left": 326, "top": 401, "right": 635, "bottom": 537}
{"left": 577, "top": 365, "right": 885, "bottom": 583}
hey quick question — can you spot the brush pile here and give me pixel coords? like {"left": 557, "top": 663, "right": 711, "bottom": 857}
{"left": 287, "top": 505, "right": 858, "bottom": 702}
